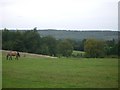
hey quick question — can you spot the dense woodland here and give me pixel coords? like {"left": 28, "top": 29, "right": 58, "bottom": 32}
{"left": 2, "top": 28, "right": 119, "bottom": 58}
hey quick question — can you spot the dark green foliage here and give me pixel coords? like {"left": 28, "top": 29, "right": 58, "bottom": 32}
{"left": 2, "top": 28, "right": 41, "bottom": 53}
{"left": 2, "top": 28, "right": 73, "bottom": 57}
{"left": 41, "top": 36, "right": 57, "bottom": 56}
{"left": 0, "top": 30, "right": 2, "bottom": 49}
{"left": 105, "top": 39, "right": 119, "bottom": 56}
{"left": 57, "top": 39, "right": 73, "bottom": 57}
{"left": 2, "top": 29, "right": 23, "bottom": 50}
{"left": 2, "top": 28, "right": 119, "bottom": 57}
{"left": 40, "top": 44, "right": 49, "bottom": 55}
{"left": 84, "top": 39, "right": 106, "bottom": 58}
{"left": 73, "top": 39, "right": 86, "bottom": 51}
{"left": 23, "top": 30, "right": 41, "bottom": 53}
{"left": 118, "top": 40, "right": 120, "bottom": 56}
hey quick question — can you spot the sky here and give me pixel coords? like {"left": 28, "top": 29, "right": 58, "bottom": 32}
{"left": 0, "top": 0, "right": 119, "bottom": 30}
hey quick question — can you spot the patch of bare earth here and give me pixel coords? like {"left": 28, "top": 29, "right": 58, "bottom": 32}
{"left": 2, "top": 50, "right": 57, "bottom": 58}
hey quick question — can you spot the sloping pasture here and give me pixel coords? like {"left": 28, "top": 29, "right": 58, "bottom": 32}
{"left": 2, "top": 51, "right": 118, "bottom": 88}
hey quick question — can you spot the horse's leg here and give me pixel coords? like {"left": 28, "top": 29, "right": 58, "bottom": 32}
{"left": 16, "top": 56, "right": 18, "bottom": 60}
{"left": 9, "top": 56, "right": 11, "bottom": 60}
{"left": 15, "top": 56, "right": 17, "bottom": 60}
{"left": 8, "top": 56, "right": 10, "bottom": 60}
{"left": 10, "top": 56, "right": 12, "bottom": 60}
{"left": 6, "top": 55, "right": 8, "bottom": 60}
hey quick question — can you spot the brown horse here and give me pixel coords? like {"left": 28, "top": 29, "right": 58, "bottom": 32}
{"left": 6, "top": 51, "right": 20, "bottom": 60}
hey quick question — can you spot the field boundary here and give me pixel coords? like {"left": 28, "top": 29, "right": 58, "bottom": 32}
{"left": 2, "top": 50, "right": 57, "bottom": 59}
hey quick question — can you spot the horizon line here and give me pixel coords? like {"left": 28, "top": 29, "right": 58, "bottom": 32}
{"left": 0, "top": 28, "right": 118, "bottom": 31}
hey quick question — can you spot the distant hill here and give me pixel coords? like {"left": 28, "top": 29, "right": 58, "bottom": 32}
{"left": 38, "top": 30, "right": 118, "bottom": 41}
{"left": 8, "top": 29, "right": 119, "bottom": 41}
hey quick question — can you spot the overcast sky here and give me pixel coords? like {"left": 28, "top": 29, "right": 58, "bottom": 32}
{"left": 0, "top": 0, "right": 119, "bottom": 30}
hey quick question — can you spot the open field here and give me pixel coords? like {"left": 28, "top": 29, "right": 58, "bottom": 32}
{"left": 2, "top": 51, "right": 118, "bottom": 88}
{"left": 72, "top": 50, "right": 85, "bottom": 57}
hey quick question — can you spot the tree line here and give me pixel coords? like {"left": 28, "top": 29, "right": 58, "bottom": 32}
{"left": 2, "top": 28, "right": 119, "bottom": 58}
{"left": 2, "top": 28, "right": 73, "bottom": 57}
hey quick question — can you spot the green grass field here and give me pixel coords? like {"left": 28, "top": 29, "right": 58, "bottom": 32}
{"left": 2, "top": 51, "right": 118, "bottom": 88}
{"left": 72, "top": 50, "right": 85, "bottom": 57}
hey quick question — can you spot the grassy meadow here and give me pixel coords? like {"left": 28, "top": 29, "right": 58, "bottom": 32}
{"left": 2, "top": 51, "right": 118, "bottom": 88}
